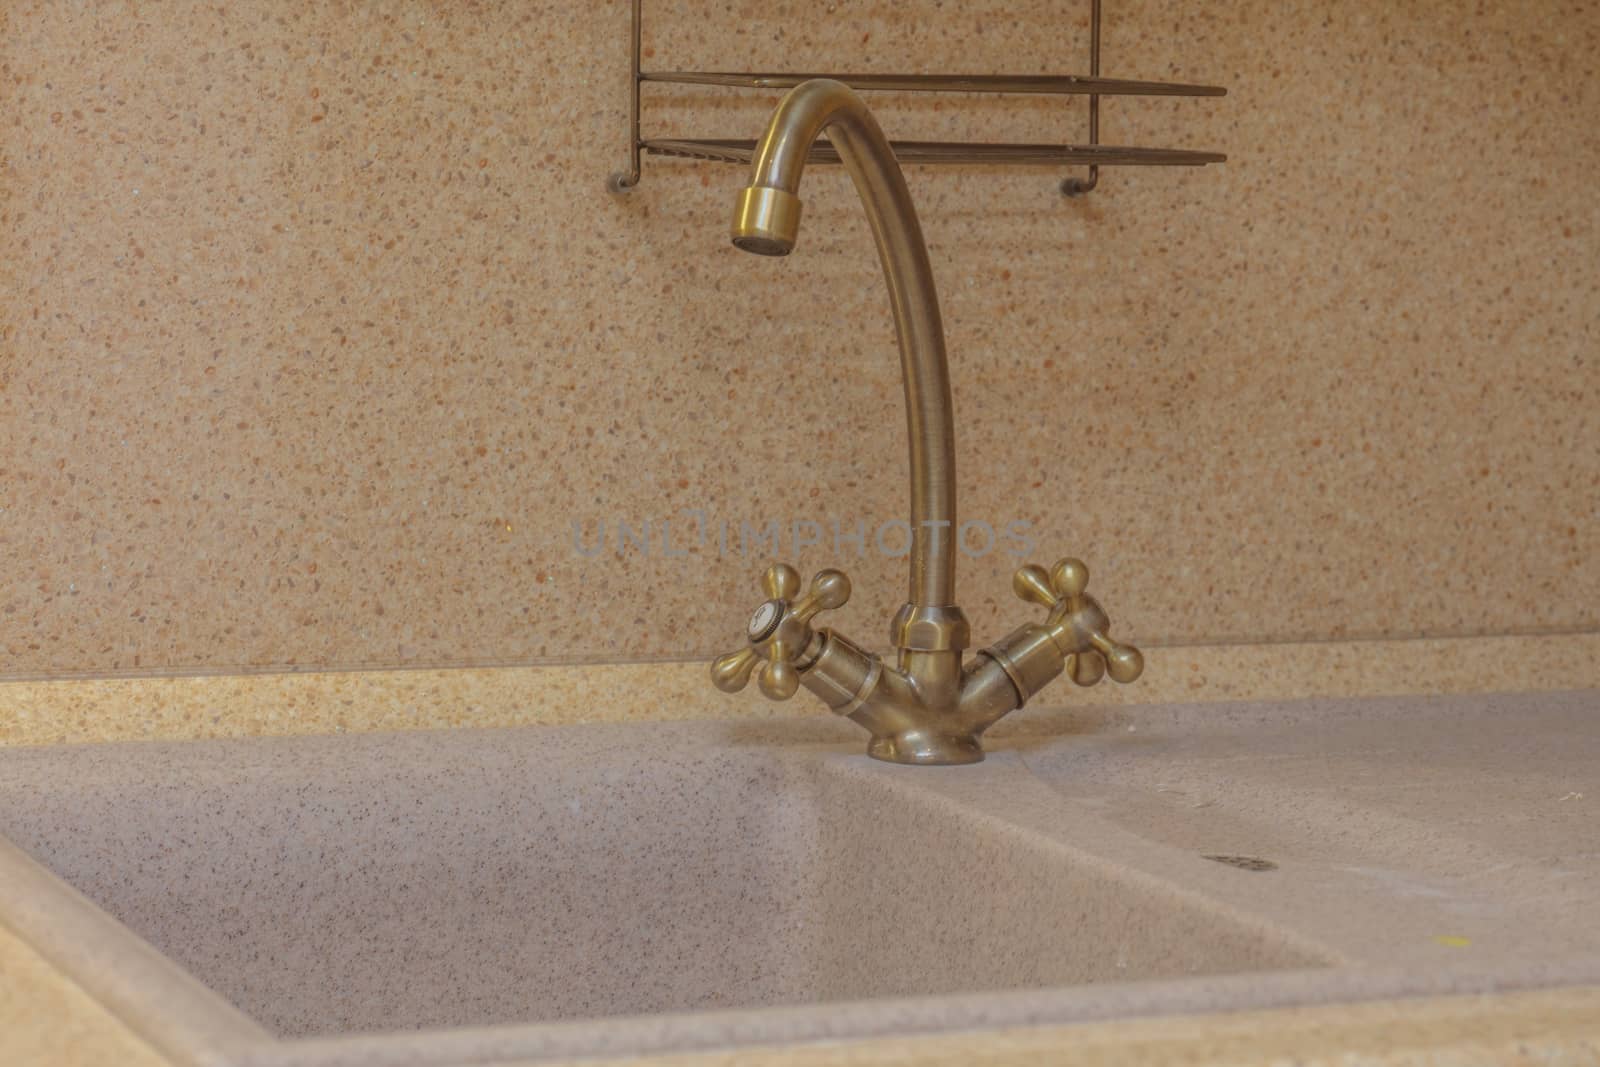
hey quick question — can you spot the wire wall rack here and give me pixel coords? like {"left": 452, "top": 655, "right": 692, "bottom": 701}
{"left": 607, "top": 0, "right": 1226, "bottom": 196}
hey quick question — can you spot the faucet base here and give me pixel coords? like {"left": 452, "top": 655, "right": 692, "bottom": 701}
{"left": 865, "top": 730, "right": 985, "bottom": 766}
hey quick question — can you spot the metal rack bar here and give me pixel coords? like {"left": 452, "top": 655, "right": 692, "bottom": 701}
{"left": 608, "top": 0, "right": 1225, "bottom": 195}
{"left": 1062, "top": 0, "right": 1103, "bottom": 195}
{"left": 640, "top": 71, "right": 1224, "bottom": 98}
{"left": 643, "top": 138, "right": 1224, "bottom": 167}
{"left": 607, "top": 0, "right": 644, "bottom": 191}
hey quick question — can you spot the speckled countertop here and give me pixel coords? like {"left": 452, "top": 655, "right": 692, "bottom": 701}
{"left": 4, "top": 640, "right": 1600, "bottom": 1067}
{"left": 7, "top": 631, "right": 1600, "bottom": 748}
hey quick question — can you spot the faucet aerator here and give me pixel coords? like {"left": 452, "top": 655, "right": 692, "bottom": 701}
{"left": 731, "top": 236, "right": 792, "bottom": 257}
{"left": 731, "top": 185, "right": 802, "bottom": 256}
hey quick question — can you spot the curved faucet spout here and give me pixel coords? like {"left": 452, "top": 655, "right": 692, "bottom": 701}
{"left": 712, "top": 80, "right": 1145, "bottom": 763}
{"left": 732, "top": 80, "right": 962, "bottom": 640}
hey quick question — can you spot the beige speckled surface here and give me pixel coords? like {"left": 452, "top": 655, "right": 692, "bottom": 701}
{"left": 6, "top": 0, "right": 1600, "bottom": 1062}
{"left": 0, "top": 923, "right": 168, "bottom": 1067}
{"left": 3, "top": 0, "right": 1598, "bottom": 677}
{"left": 7, "top": 927, "right": 1600, "bottom": 1067}
{"left": 521, "top": 987, "right": 1600, "bottom": 1066}
{"left": 0, "top": 720, "right": 1331, "bottom": 1058}
{"left": 6, "top": 696, "right": 1600, "bottom": 1067}
{"left": 5, "top": 630, "right": 1600, "bottom": 747}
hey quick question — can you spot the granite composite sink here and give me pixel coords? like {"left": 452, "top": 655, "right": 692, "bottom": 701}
{"left": 2, "top": 692, "right": 1599, "bottom": 1066}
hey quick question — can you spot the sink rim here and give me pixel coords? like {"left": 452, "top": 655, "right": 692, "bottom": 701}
{"left": 7, "top": 715, "right": 1600, "bottom": 1067}
{"left": 13, "top": 821, "right": 1600, "bottom": 1067}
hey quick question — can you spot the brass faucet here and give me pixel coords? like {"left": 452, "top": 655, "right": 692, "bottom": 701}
{"left": 711, "top": 80, "right": 1142, "bottom": 765}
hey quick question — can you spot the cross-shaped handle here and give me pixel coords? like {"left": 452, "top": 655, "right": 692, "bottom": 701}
{"left": 711, "top": 564, "right": 851, "bottom": 700}
{"left": 1013, "top": 557, "right": 1143, "bottom": 686}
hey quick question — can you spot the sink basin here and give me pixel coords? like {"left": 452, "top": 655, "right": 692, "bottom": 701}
{"left": 2, "top": 694, "right": 1599, "bottom": 1066}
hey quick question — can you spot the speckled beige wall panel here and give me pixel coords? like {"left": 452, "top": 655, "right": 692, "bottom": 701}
{"left": 2, "top": 1, "right": 1596, "bottom": 677}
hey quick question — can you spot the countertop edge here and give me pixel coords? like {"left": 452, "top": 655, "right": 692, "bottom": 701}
{"left": 3, "top": 630, "right": 1600, "bottom": 748}
{"left": 521, "top": 985, "right": 1600, "bottom": 1067}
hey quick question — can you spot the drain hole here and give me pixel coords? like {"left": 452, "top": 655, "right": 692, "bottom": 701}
{"left": 1203, "top": 854, "right": 1277, "bottom": 871}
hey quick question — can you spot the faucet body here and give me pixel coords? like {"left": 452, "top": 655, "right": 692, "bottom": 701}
{"left": 713, "top": 81, "right": 1142, "bottom": 765}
